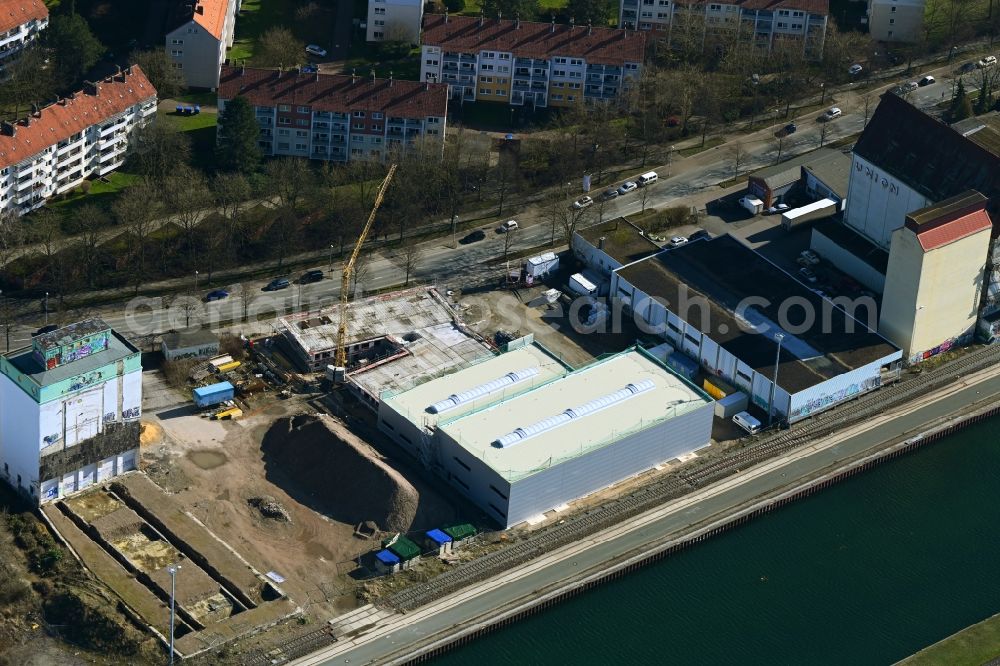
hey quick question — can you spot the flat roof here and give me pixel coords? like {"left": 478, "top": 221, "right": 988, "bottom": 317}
{"left": 6, "top": 330, "right": 138, "bottom": 388}
{"left": 439, "top": 348, "right": 710, "bottom": 482}
{"left": 802, "top": 150, "right": 851, "bottom": 199}
{"left": 577, "top": 218, "right": 661, "bottom": 265}
{"left": 750, "top": 148, "right": 839, "bottom": 190}
{"left": 382, "top": 343, "right": 571, "bottom": 429}
{"left": 813, "top": 220, "right": 889, "bottom": 273}
{"left": 615, "top": 235, "right": 899, "bottom": 393}
{"left": 161, "top": 329, "right": 219, "bottom": 350}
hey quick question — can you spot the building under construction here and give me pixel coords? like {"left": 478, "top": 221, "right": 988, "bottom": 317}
{"left": 279, "top": 286, "right": 494, "bottom": 408}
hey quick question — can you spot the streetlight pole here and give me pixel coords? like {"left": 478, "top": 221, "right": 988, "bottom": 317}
{"left": 167, "top": 563, "right": 181, "bottom": 665}
{"left": 193, "top": 270, "right": 199, "bottom": 294}
{"left": 667, "top": 145, "right": 674, "bottom": 177}
{"left": 769, "top": 332, "right": 784, "bottom": 426}
{"left": 328, "top": 244, "right": 335, "bottom": 274}
{"left": 44, "top": 292, "right": 48, "bottom": 325}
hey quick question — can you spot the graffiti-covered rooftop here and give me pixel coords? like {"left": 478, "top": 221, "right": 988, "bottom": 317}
{"left": 4, "top": 328, "right": 139, "bottom": 389}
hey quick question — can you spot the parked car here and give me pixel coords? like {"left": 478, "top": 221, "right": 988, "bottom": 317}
{"left": 669, "top": 236, "right": 689, "bottom": 248}
{"left": 305, "top": 44, "right": 327, "bottom": 58}
{"left": 978, "top": 55, "right": 997, "bottom": 68}
{"left": 299, "top": 269, "right": 324, "bottom": 284}
{"left": 959, "top": 62, "right": 978, "bottom": 73}
{"left": 498, "top": 219, "right": 519, "bottom": 232}
{"left": 783, "top": 122, "right": 797, "bottom": 135}
{"left": 798, "top": 249, "right": 821, "bottom": 266}
{"left": 821, "top": 107, "right": 842, "bottom": 121}
{"left": 902, "top": 81, "right": 919, "bottom": 92}
{"left": 601, "top": 188, "right": 619, "bottom": 201}
{"left": 689, "top": 229, "right": 712, "bottom": 242}
{"left": 848, "top": 63, "right": 863, "bottom": 75}
{"left": 573, "top": 196, "right": 593, "bottom": 209}
{"left": 918, "top": 75, "right": 936, "bottom": 86}
{"left": 263, "top": 277, "right": 290, "bottom": 291}
{"left": 617, "top": 181, "right": 638, "bottom": 195}
{"left": 459, "top": 229, "right": 486, "bottom": 244}
{"left": 766, "top": 204, "right": 788, "bottom": 215}
{"left": 798, "top": 267, "right": 818, "bottom": 284}
{"left": 204, "top": 289, "right": 229, "bottom": 302}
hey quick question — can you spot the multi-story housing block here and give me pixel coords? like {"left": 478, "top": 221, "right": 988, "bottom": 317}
{"left": 620, "top": 0, "right": 828, "bottom": 58}
{"left": 366, "top": 0, "right": 423, "bottom": 43}
{"left": 217, "top": 65, "right": 448, "bottom": 162}
{"left": 0, "top": 319, "right": 143, "bottom": 504}
{"left": 0, "top": 65, "right": 157, "bottom": 215}
{"left": 0, "top": 0, "right": 48, "bottom": 75}
{"left": 867, "top": 0, "right": 924, "bottom": 42}
{"left": 419, "top": 14, "right": 645, "bottom": 109}
{"left": 165, "top": 0, "right": 241, "bottom": 90}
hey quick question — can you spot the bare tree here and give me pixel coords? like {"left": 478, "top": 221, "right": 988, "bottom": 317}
{"left": 266, "top": 157, "right": 315, "bottom": 211}
{"left": 212, "top": 172, "right": 251, "bottom": 259}
{"left": 0, "top": 209, "right": 24, "bottom": 270}
{"left": 239, "top": 283, "right": 254, "bottom": 322}
{"left": 862, "top": 92, "right": 876, "bottom": 127}
{"left": 164, "top": 165, "right": 212, "bottom": 269}
{"left": 819, "top": 122, "right": 830, "bottom": 148}
{"left": 500, "top": 227, "right": 517, "bottom": 265}
{"left": 639, "top": 185, "right": 654, "bottom": 213}
{"left": 402, "top": 244, "right": 423, "bottom": 287}
{"left": 112, "top": 178, "right": 161, "bottom": 294}
{"left": 68, "top": 204, "right": 105, "bottom": 288}
{"left": 730, "top": 142, "right": 746, "bottom": 179}
{"left": 351, "top": 251, "right": 371, "bottom": 296}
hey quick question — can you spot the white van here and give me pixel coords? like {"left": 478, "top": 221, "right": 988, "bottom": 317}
{"left": 733, "top": 411, "right": 762, "bottom": 434}
{"left": 636, "top": 171, "right": 658, "bottom": 186}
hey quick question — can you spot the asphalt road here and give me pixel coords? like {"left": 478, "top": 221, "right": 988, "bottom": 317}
{"left": 295, "top": 367, "right": 1000, "bottom": 666}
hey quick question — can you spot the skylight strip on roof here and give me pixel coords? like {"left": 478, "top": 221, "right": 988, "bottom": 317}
{"left": 427, "top": 366, "right": 540, "bottom": 414}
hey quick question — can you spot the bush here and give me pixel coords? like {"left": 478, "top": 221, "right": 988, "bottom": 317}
{"left": 443, "top": 0, "right": 465, "bottom": 11}
{"left": 644, "top": 206, "right": 692, "bottom": 233}
{"left": 44, "top": 591, "right": 141, "bottom": 655}
{"left": 79, "top": 180, "right": 92, "bottom": 195}
{"left": 219, "top": 334, "right": 247, "bottom": 362}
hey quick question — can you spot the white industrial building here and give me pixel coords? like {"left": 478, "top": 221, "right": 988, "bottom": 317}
{"left": 380, "top": 344, "right": 713, "bottom": 528}
{"left": 165, "top": 0, "right": 241, "bottom": 90}
{"left": 366, "top": 0, "right": 423, "bottom": 43}
{"left": 0, "top": 65, "right": 157, "bottom": 214}
{"left": 0, "top": 320, "right": 143, "bottom": 504}
{"left": 0, "top": 0, "right": 48, "bottom": 74}
{"left": 609, "top": 234, "right": 902, "bottom": 422}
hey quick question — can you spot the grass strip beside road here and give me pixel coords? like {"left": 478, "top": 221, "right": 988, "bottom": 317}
{"left": 677, "top": 137, "right": 724, "bottom": 158}
{"left": 899, "top": 611, "right": 1000, "bottom": 666}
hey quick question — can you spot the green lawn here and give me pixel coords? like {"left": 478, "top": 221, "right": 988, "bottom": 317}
{"left": 678, "top": 137, "right": 724, "bottom": 157}
{"left": 173, "top": 92, "right": 218, "bottom": 107}
{"left": 228, "top": 0, "right": 335, "bottom": 64}
{"left": 48, "top": 171, "right": 140, "bottom": 214}
{"left": 343, "top": 44, "right": 422, "bottom": 81}
{"left": 162, "top": 109, "right": 219, "bottom": 171}
{"left": 900, "top": 612, "right": 1000, "bottom": 666}
{"left": 461, "top": 0, "right": 569, "bottom": 16}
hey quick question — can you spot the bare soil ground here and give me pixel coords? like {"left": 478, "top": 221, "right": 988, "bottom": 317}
{"left": 143, "top": 392, "right": 464, "bottom": 620}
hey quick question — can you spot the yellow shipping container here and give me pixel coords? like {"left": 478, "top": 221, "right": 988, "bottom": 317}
{"left": 702, "top": 377, "right": 728, "bottom": 401}
{"left": 217, "top": 361, "right": 242, "bottom": 373}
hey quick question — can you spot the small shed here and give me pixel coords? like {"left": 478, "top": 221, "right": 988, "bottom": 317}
{"left": 442, "top": 524, "right": 477, "bottom": 549}
{"left": 425, "top": 529, "right": 453, "bottom": 556}
{"left": 374, "top": 549, "right": 400, "bottom": 575}
{"left": 385, "top": 535, "right": 421, "bottom": 569}
{"left": 162, "top": 329, "right": 220, "bottom": 361}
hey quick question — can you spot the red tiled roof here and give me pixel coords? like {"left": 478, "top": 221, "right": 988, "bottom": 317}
{"left": 0, "top": 66, "right": 156, "bottom": 170}
{"left": 421, "top": 14, "right": 646, "bottom": 66}
{"left": 0, "top": 0, "right": 47, "bottom": 34}
{"left": 917, "top": 209, "right": 992, "bottom": 251}
{"left": 737, "top": 0, "right": 829, "bottom": 14}
{"left": 218, "top": 66, "right": 449, "bottom": 118}
{"left": 191, "top": 0, "right": 229, "bottom": 40}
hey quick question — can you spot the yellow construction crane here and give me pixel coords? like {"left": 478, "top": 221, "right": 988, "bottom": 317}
{"left": 333, "top": 164, "right": 397, "bottom": 378}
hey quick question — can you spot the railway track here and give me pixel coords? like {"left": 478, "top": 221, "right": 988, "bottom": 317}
{"left": 385, "top": 346, "right": 1000, "bottom": 613}
{"left": 242, "top": 627, "right": 338, "bottom": 666}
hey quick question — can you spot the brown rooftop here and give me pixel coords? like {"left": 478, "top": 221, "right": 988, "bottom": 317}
{"left": 421, "top": 14, "right": 646, "bottom": 66}
{"left": 218, "top": 66, "right": 449, "bottom": 118}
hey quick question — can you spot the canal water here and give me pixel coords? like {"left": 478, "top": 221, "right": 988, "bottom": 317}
{"left": 434, "top": 419, "right": 1000, "bottom": 665}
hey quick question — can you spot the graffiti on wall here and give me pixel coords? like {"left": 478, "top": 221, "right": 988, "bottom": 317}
{"left": 42, "top": 432, "right": 61, "bottom": 446}
{"left": 62, "top": 370, "right": 104, "bottom": 396}
{"left": 123, "top": 406, "right": 141, "bottom": 420}
{"left": 104, "top": 412, "right": 116, "bottom": 423}
{"left": 909, "top": 333, "right": 971, "bottom": 365}
{"left": 789, "top": 376, "right": 882, "bottom": 419}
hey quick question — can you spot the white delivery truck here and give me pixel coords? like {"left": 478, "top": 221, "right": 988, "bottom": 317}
{"left": 781, "top": 198, "right": 837, "bottom": 230}
{"left": 739, "top": 196, "right": 764, "bottom": 215}
{"left": 733, "top": 411, "right": 762, "bottom": 434}
{"left": 525, "top": 251, "right": 560, "bottom": 277}
{"left": 568, "top": 273, "right": 598, "bottom": 297}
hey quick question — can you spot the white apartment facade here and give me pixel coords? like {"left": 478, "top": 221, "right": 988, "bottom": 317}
{"left": 419, "top": 15, "right": 645, "bottom": 109}
{"left": 218, "top": 65, "right": 447, "bottom": 163}
{"left": 0, "top": 320, "right": 143, "bottom": 504}
{"left": 366, "top": 0, "right": 423, "bottom": 43}
{"left": 867, "top": 0, "right": 924, "bottom": 42}
{"left": 0, "top": 0, "right": 48, "bottom": 74}
{"left": 619, "top": 0, "right": 828, "bottom": 57}
{"left": 166, "top": 0, "right": 241, "bottom": 90}
{"left": 0, "top": 66, "right": 157, "bottom": 215}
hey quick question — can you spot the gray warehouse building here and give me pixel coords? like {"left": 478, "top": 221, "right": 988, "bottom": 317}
{"left": 379, "top": 344, "right": 713, "bottom": 528}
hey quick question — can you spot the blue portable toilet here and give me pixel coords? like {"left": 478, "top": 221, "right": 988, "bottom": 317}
{"left": 194, "top": 105, "right": 201, "bottom": 114}
{"left": 175, "top": 106, "right": 183, "bottom": 114}
{"left": 374, "top": 549, "right": 400, "bottom": 574}
{"left": 425, "top": 529, "right": 453, "bottom": 556}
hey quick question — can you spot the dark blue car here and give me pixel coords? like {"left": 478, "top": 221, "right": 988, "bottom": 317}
{"left": 263, "top": 278, "right": 290, "bottom": 292}
{"left": 205, "top": 289, "right": 229, "bottom": 302}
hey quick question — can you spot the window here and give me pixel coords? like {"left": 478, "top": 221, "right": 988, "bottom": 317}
{"left": 425, "top": 59, "right": 438, "bottom": 66}
{"left": 278, "top": 128, "right": 290, "bottom": 136}
{"left": 427, "top": 116, "right": 440, "bottom": 123}
{"left": 554, "top": 57, "right": 567, "bottom": 64}
{"left": 352, "top": 122, "right": 364, "bottom": 129}
{"left": 372, "top": 112, "right": 383, "bottom": 119}
{"left": 374, "top": 6, "right": 385, "bottom": 13}
{"left": 777, "top": 21, "right": 786, "bottom": 27}
{"left": 453, "top": 456, "right": 471, "bottom": 472}
{"left": 374, "top": 31, "right": 383, "bottom": 38}
{"left": 351, "top": 148, "right": 363, "bottom": 156}
{"left": 499, "top": 53, "right": 511, "bottom": 60}
{"left": 490, "top": 484, "right": 508, "bottom": 500}
{"left": 353, "top": 110, "right": 365, "bottom": 118}
{"left": 479, "top": 88, "right": 489, "bottom": 95}
{"left": 171, "top": 62, "right": 183, "bottom": 69}
{"left": 278, "top": 104, "right": 291, "bottom": 112}
{"left": 372, "top": 124, "right": 382, "bottom": 131}
{"left": 709, "top": 3, "right": 721, "bottom": 9}
{"left": 278, "top": 117, "right": 291, "bottom": 125}
{"left": 352, "top": 135, "right": 363, "bottom": 142}
{"left": 552, "top": 94, "right": 563, "bottom": 100}
{"left": 374, "top": 19, "right": 384, "bottom": 25}
{"left": 481, "top": 63, "right": 494, "bottom": 71}
{"left": 889, "top": 17, "right": 894, "bottom": 23}
{"left": 295, "top": 119, "right": 308, "bottom": 126}
{"left": 170, "top": 49, "right": 182, "bottom": 57}
{"left": 277, "top": 142, "right": 290, "bottom": 150}
{"left": 481, "top": 76, "right": 494, "bottom": 83}
{"left": 887, "top": 30, "right": 893, "bottom": 36}
{"left": 483, "top": 51, "right": 495, "bottom": 58}
{"left": 295, "top": 143, "right": 307, "bottom": 151}
{"left": 498, "top": 65, "right": 509, "bottom": 73}
{"left": 171, "top": 38, "right": 183, "bottom": 45}
{"left": 567, "top": 95, "right": 575, "bottom": 101}
{"left": 427, "top": 128, "right": 439, "bottom": 135}
{"left": 667, "top": 321, "right": 680, "bottom": 333}
{"left": 570, "top": 58, "right": 582, "bottom": 65}
{"left": 295, "top": 130, "right": 307, "bottom": 137}
{"left": 297, "top": 106, "right": 309, "bottom": 113}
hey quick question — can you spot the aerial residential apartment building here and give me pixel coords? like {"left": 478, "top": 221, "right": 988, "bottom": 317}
{"left": 0, "top": 319, "right": 143, "bottom": 504}
{"left": 165, "top": 0, "right": 241, "bottom": 89}
{"left": 0, "top": 65, "right": 157, "bottom": 215}
{"left": 619, "top": 0, "right": 828, "bottom": 58}
{"left": 366, "top": 0, "right": 423, "bottom": 43}
{"left": 217, "top": 65, "right": 448, "bottom": 162}
{"left": 867, "top": 0, "right": 924, "bottom": 42}
{"left": 419, "top": 14, "right": 646, "bottom": 108}
{"left": 0, "top": 0, "right": 48, "bottom": 74}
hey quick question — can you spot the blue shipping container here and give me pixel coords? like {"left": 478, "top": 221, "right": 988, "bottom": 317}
{"left": 193, "top": 381, "right": 235, "bottom": 408}
{"left": 666, "top": 353, "right": 699, "bottom": 381}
